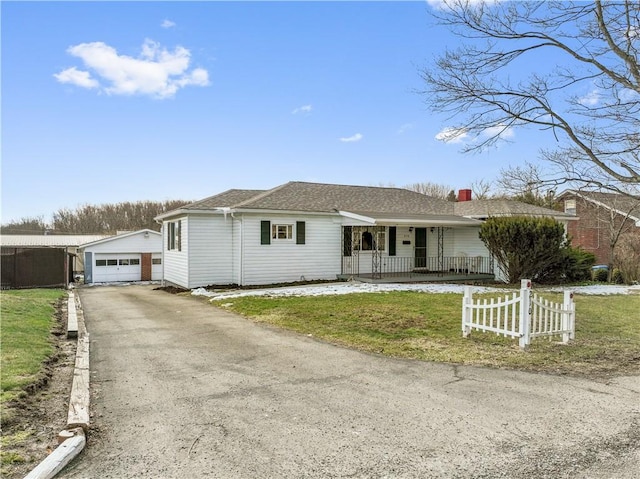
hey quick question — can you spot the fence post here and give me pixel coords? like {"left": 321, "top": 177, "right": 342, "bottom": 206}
{"left": 563, "top": 290, "right": 575, "bottom": 342}
{"left": 462, "top": 286, "right": 473, "bottom": 337}
{"left": 519, "top": 279, "right": 532, "bottom": 349}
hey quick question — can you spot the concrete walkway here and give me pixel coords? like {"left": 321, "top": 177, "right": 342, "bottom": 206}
{"left": 60, "top": 285, "right": 639, "bottom": 478}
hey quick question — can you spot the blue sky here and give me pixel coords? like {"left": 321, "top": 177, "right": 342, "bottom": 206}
{"left": 2, "top": 1, "right": 556, "bottom": 224}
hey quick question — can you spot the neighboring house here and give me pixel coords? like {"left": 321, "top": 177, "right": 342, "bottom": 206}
{"left": 154, "top": 182, "right": 573, "bottom": 289}
{"left": 0, "top": 234, "right": 110, "bottom": 289}
{"left": 556, "top": 190, "right": 640, "bottom": 265}
{"left": 80, "top": 229, "right": 163, "bottom": 283}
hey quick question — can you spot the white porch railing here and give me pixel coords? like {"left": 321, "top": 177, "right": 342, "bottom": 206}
{"left": 461, "top": 279, "right": 575, "bottom": 349}
{"left": 341, "top": 255, "right": 494, "bottom": 277}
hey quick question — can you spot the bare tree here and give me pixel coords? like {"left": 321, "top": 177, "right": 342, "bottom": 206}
{"left": 496, "top": 162, "right": 559, "bottom": 208}
{"left": 52, "top": 200, "right": 190, "bottom": 234}
{"left": 404, "top": 181, "right": 455, "bottom": 199}
{"left": 470, "top": 178, "right": 493, "bottom": 200}
{"left": 0, "top": 216, "right": 48, "bottom": 234}
{"left": 421, "top": 1, "right": 640, "bottom": 198}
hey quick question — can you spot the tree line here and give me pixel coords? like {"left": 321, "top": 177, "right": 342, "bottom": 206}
{"left": 1, "top": 200, "right": 190, "bottom": 235}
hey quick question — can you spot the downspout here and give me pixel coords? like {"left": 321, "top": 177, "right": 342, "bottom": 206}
{"left": 155, "top": 219, "right": 165, "bottom": 287}
{"left": 226, "top": 210, "right": 242, "bottom": 286}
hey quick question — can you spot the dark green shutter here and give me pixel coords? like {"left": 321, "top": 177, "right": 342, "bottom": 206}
{"left": 343, "top": 226, "right": 352, "bottom": 256}
{"left": 261, "top": 220, "right": 271, "bottom": 245}
{"left": 388, "top": 227, "right": 396, "bottom": 256}
{"left": 296, "top": 221, "right": 306, "bottom": 244}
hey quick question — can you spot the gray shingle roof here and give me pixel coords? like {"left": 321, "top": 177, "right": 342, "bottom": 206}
{"left": 179, "top": 182, "right": 456, "bottom": 215}
{"left": 454, "top": 199, "right": 572, "bottom": 219}
{"left": 183, "top": 189, "right": 266, "bottom": 210}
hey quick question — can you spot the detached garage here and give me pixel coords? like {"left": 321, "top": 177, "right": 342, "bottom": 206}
{"left": 81, "top": 230, "right": 163, "bottom": 284}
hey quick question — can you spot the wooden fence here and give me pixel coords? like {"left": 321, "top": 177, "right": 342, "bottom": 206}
{"left": 461, "top": 279, "right": 575, "bottom": 349}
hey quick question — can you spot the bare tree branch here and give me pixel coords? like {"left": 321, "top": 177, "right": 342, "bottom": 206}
{"left": 422, "top": 0, "right": 640, "bottom": 196}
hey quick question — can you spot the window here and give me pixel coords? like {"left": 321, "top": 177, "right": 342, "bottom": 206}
{"left": 96, "top": 259, "right": 107, "bottom": 266}
{"left": 107, "top": 259, "right": 117, "bottom": 266}
{"left": 296, "top": 221, "right": 306, "bottom": 245}
{"left": 130, "top": 259, "right": 140, "bottom": 266}
{"left": 354, "top": 227, "right": 386, "bottom": 251}
{"left": 564, "top": 199, "right": 577, "bottom": 215}
{"left": 119, "top": 259, "right": 130, "bottom": 266}
{"left": 168, "top": 221, "right": 181, "bottom": 251}
{"left": 272, "top": 224, "right": 293, "bottom": 240}
{"left": 152, "top": 258, "right": 162, "bottom": 265}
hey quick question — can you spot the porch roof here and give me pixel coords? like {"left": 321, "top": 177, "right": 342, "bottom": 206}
{"left": 339, "top": 211, "right": 482, "bottom": 227}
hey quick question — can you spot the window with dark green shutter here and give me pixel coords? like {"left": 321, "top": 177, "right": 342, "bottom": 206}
{"left": 388, "top": 227, "right": 396, "bottom": 256}
{"left": 261, "top": 220, "right": 271, "bottom": 245}
{"left": 296, "top": 221, "right": 306, "bottom": 244}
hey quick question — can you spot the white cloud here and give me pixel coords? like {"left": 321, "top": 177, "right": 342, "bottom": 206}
{"left": 339, "top": 133, "right": 363, "bottom": 143}
{"left": 53, "top": 66, "right": 99, "bottom": 89}
{"left": 292, "top": 104, "right": 312, "bottom": 115}
{"left": 161, "top": 19, "right": 176, "bottom": 29}
{"left": 435, "top": 127, "right": 468, "bottom": 143}
{"left": 54, "top": 39, "right": 210, "bottom": 99}
{"left": 578, "top": 89, "right": 600, "bottom": 106}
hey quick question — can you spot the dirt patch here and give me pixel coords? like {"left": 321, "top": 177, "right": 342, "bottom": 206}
{"left": 1, "top": 298, "right": 76, "bottom": 479}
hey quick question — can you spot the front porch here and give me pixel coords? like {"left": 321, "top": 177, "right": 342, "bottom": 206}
{"left": 340, "top": 254, "right": 495, "bottom": 283}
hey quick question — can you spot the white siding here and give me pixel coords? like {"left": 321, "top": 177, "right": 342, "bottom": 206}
{"left": 241, "top": 214, "right": 341, "bottom": 286}
{"left": 451, "top": 227, "right": 490, "bottom": 257}
{"left": 395, "top": 226, "right": 414, "bottom": 257}
{"left": 163, "top": 217, "right": 189, "bottom": 288}
{"left": 427, "top": 228, "right": 455, "bottom": 257}
{"left": 187, "top": 215, "right": 234, "bottom": 287}
{"left": 83, "top": 231, "right": 162, "bottom": 254}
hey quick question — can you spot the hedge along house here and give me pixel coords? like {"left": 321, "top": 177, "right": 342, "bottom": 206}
{"left": 80, "top": 229, "right": 163, "bottom": 283}
{"left": 154, "top": 182, "right": 499, "bottom": 289}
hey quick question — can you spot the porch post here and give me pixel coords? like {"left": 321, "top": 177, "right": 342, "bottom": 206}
{"left": 437, "top": 227, "right": 444, "bottom": 276}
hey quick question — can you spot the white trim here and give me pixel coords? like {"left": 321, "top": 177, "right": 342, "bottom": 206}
{"left": 337, "top": 211, "right": 376, "bottom": 224}
{"left": 79, "top": 229, "right": 160, "bottom": 248}
{"left": 559, "top": 189, "right": 640, "bottom": 223}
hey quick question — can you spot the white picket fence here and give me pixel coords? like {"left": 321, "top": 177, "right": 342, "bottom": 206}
{"left": 461, "top": 279, "right": 575, "bottom": 349}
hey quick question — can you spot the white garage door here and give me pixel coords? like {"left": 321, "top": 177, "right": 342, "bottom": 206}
{"left": 94, "top": 254, "right": 142, "bottom": 282}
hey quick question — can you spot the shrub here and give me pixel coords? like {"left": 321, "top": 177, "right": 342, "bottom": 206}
{"left": 563, "top": 247, "right": 596, "bottom": 282}
{"left": 479, "top": 216, "right": 569, "bottom": 284}
{"left": 611, "top": 268, "right": 624, "bottom": 284}
{"left": 592, "top": 267, "right": 609, "bottom": 282}
{"left": 613, "top": 233, "right": 640, "bottom": 284}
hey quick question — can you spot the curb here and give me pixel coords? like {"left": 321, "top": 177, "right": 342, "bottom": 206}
{"left": 24, "top": 290, "right": 90, "bottom": 479}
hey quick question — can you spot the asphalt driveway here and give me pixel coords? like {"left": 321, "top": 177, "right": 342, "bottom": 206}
{"left": 61, "top": 284, "right": 639, "bottom": 478}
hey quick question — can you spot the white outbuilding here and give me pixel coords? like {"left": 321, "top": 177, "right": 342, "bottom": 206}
{"left": 80, "top": 229, "right": 163, "bottom": 284}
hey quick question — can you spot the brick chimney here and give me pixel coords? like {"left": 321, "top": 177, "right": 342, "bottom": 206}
{"left": 458, "top": 189, "right": 472, "bottom": 202}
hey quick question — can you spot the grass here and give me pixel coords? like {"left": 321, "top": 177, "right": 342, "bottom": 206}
{"left": 213, "top": 290, "right": 640, "bottom": 377}
{"left": 1, "top": 289, "right": 66, "bottom": 404}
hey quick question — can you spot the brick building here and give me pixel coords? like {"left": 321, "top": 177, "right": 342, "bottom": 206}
{"left": 556, "top": 190, "right": 640, "bottom": 266}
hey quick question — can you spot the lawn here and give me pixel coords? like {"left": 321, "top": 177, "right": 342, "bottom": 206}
{"left": 1, "top": 289, "right": 66, "bottom": 404}
{"left": 213, "top": 290, "right": 640, "bottom": 377}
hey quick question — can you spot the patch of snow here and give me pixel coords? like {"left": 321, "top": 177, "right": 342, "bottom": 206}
{"left": 543, "top": 284, "right": 640, "bottom": 296}
{"left": 193, "top": 282, "right": 507, "bottom": 301}
{"left": 192, "top": 281, "right": 640, "bottom": 300}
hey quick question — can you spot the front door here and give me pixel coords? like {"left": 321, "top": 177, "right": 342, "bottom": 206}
{"left": 415, "top": 227, "right": 427, "bottom": 268}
